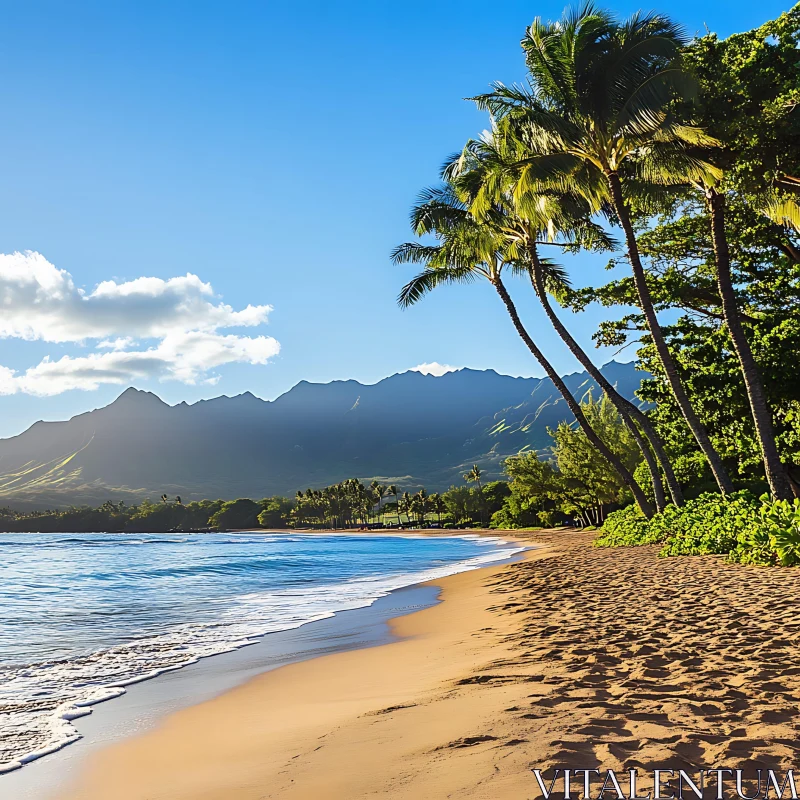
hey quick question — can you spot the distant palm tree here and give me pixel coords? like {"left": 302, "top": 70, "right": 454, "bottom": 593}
{"left": 369, "top": 481, "right": 388, "bottom": 523}
{"left": 463, "top": 465, "right": 486, "bottom": 527}
{"left": 388, "top": 484, "right": 400, "bottom": 526}
{"left": 463, "top": 464, "right": 483, "bottom": 491}
{"left": 430, "top": 493, "right": 445, "bottom": 524}
{"left": 399, "top": 491, "right": 412, "bottom": 526}
{"left": 412, "top": 488, "right": 429, "bottom": 525}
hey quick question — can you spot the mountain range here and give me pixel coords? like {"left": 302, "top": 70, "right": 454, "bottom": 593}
{"left": 0, "top": 361, "right": 648, "bottom": 509}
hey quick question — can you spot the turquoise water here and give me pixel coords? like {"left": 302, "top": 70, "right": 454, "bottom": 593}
{"left": 0, "top": 532, "right": 521, "bottom": 773}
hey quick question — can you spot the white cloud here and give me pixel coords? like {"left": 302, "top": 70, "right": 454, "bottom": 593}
{"left": 0, "top": 252, "right": 281, "bottom": 396}
{"left": 0, "top": 251, "right": 271, "bottom": 343}
{"left": 411, "top": 362, "right": 459, "bottom": 377}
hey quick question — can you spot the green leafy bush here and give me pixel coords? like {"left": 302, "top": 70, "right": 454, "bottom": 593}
{"left": 596, "top": 491, "right": 800, "bottom": 567}
{"left": 731, "top": 497, "right": 800, "bottom": 566}
{"left": 660, "top": 492, "right": 759, "bottom": 556}
{"left": 594, "top": 505, "right": 658, "bottom": 547}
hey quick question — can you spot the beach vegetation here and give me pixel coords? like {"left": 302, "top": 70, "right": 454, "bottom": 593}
{"left": 492, "top": 393, "right": 641, "bottom": 527}
{"left": 596, "top": 491, "right": 800, "bottom": 566}
{"left": 394, "top": 4, "right": 800, "bottom": 562}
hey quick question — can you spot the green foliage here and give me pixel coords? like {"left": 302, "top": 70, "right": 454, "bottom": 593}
{"left": 597, "top": 491, "right": 800, "bottom": 568}
{"left": 732, "top": 497, "right": 800, "bottom": 566}
{"left": 550, "top": 393, "right": 641, "bottom": 517}
{"left": 257, "top": 497, "right": 294, "bottom": 529}
{"left": 763, "top": 499, "right": 800, "bottom": 566}
{"left": 597, "top": 492, "right": 760, "bottom": 552}
{"left": 660, "top": 492, "right": 759, "bottom": 556}
{"left": 594, "top": 505, "right": 657, "bottom": 547}
{"left": 441, "top": 485, "right": 482, "bottom": 526}
{"left": 207, "top": 499, "right": 262, "bottom": 531}
{"left": 490, "top": 493, "right": 542, "bottom": 530}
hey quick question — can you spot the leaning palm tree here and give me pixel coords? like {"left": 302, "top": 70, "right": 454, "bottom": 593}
{"left": 393, "top": 191, "right": 654, "bottom": 517}
{"left": 474, "top": 3, "right": 734, "bottom": 495}
{"left": 446, "top": 142, "right": 681, "bottom": 508}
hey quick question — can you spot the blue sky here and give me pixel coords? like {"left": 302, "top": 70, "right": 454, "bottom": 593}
{"left": 0, "top": 0, "right": 788, "bottom": 437}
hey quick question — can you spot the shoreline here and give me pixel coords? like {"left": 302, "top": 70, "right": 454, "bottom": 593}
{"left": 3, "top": 530, "right": 529, "bottom": 799}
{"left": 50, "top": 529, "right": 800, "bottom": 799}
{"left": 53, "top": 530, "right": 545, "bottom": 800}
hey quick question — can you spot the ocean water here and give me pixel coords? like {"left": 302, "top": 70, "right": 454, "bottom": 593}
{"left": 0, "top": 532, "right": 522, "bottom": 774}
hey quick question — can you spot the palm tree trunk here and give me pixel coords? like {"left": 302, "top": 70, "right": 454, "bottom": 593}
{"left": 707, "top": 188, "right": 794, "bottom": 500}
{"left": 528, "top": 244, "right": 682, "bottom": 509}
{"left": 605, "top": 171, "right": 735, "bottom": 495}
{"left": 492, "top": 275, "right": 655, "bottom": 518}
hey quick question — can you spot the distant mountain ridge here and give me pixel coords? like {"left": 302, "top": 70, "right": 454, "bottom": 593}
{"left": 0, "top": 362, "right": 649, "bottom": 509}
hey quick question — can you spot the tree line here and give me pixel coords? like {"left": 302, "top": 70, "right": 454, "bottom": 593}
{"left": 0, "top": 470, "right": 514, "bottom": 533}
{"left": 394, "top": 4, "right": 800, "bottom": 523}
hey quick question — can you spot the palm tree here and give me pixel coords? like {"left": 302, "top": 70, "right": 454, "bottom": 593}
{"left": 388, "top": 484, "right": 400, "bottom": 526}
{"left": 442, "top": 145, "right": 681, "bottom": 508}
{"left": 463, "top": 464, "right": 483, "bottom": 490}
{"left": 473, "top": 4, "right": 734, "bottom": 495}
{"left": 414, "top": 488, "right": 429, "bottom": 525}
{"left": 399, "top": 491, "right": 412, "bottom": 526}
{"left": 430, "top": 492, "right": 445, "bottom": 524}
{"left": 699, "top": 181, "right": 794, "bottom": 499}
{"left": 463, "top": 464, "right": 486, "bottom": 526}
{"left": 394, "top": 183, "right": 655, "bottom": 518}
{"left": 371, "top": 482, "right": 388, "bottom": 523}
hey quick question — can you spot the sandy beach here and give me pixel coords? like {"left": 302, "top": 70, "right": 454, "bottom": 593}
{"left": 56, "top": 530, "right": 800, "bottom": 799}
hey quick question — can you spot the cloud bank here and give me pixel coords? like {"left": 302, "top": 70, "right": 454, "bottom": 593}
{"left": 0, "top": 252, "right": 280, "bottom": 396}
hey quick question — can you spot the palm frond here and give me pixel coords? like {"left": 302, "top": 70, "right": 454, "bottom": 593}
{"left": 632, "top": 143, "right": 722, "bottom": 187}
{"left": 397, "top": 266, "right": 479, "bottom": 309}
{"left": 763, "top": 198, "right": 800, "bottom": 233}
{"left": 390, "top": 242, "right": 443, "bottom": 266}
{"left": 614, "top": 69, "right": 698, "bottom": 137}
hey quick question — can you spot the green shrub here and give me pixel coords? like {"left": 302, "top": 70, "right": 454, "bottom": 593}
{"left": 766, "top": 499, "right": 800, "bottom": 566}
{"left": 594, "top": 505, "right": 658, "bottom": 547}
{"left": 731, "top": 497, "right": 800, "bottom": 566}
{"left": 660, "top": 491, "right": 759, "bottom": 556}
{"left": 596, "top": 491, "right": 800, "bottom": 568}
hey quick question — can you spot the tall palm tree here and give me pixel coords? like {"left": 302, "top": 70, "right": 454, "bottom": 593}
{"left": 412, "top": 488, "right": 429, "bottom": 525}
{"left": 445, "top": 142, "right": 681, "bottom": 508}
{"left": 474, "top": 3, "right": 734, "bottom": 495}
{"left": 463, "top": 464, "right": 483, "bottom": 490}
{"left": 394, "top": 184, "right": 655, "bottom": 518}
